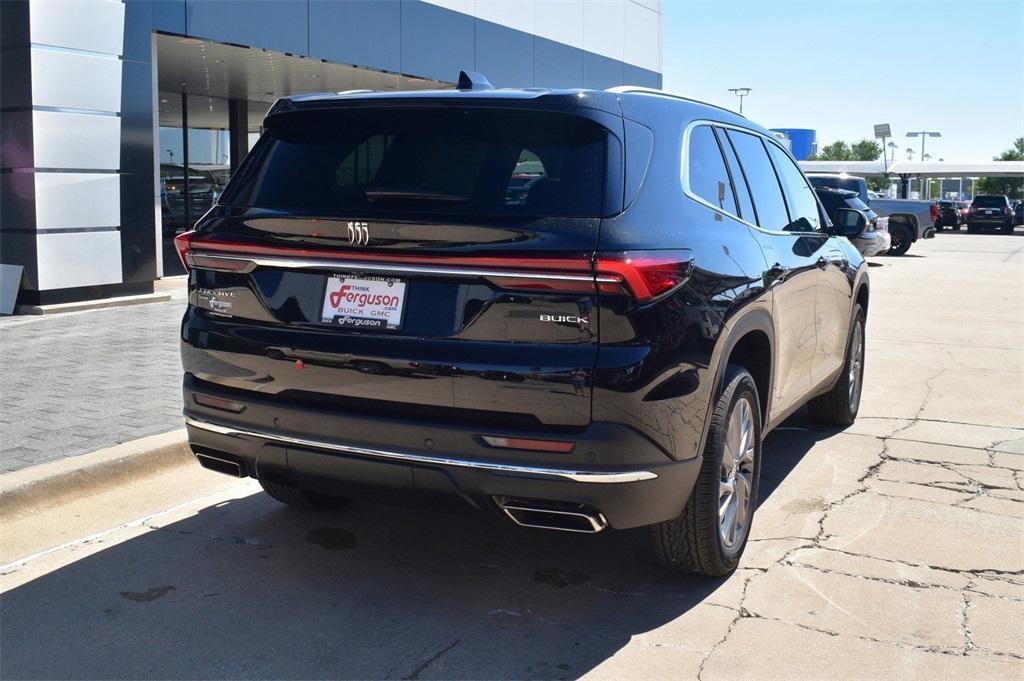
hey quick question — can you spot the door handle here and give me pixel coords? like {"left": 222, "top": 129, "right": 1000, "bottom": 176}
{"left": 815, "top": 256, "right": 828, "bottom": 269}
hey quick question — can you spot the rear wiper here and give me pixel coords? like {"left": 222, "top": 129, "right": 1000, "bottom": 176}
{"left": 364, "top": 188, "right": 468, "bottom": 204}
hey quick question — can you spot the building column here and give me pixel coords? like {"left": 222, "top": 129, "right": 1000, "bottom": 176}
{"left": 0, "top": 0, "right": 157, "bottom": 306}
{"left": 228, "top": 99, "right": 249, "bottom": 176}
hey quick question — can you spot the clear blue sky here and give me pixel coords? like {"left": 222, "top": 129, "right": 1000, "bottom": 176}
{"left": 662, "top": 0, "right": 1024, "bottom": 161}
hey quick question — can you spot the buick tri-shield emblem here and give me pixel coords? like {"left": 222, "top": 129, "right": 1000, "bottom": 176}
{"left": 347, "top": 221, "right": 369, "bottom": 246}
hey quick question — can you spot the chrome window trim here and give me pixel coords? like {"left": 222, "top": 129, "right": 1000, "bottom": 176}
{"left": 188, "top": 252, "right": 621, "bottom": 283}
{"left": 185, "top": 417, "right": 659, "bottom": 484}
{"left": 681, "top": 119, "right": 825, "bottom": 237}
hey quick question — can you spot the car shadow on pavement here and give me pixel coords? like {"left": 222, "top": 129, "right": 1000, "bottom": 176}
{"left": 1, "top": 423, "right": 827, "bottom": 680}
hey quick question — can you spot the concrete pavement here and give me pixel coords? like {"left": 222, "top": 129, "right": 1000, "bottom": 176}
{"left": 1, "top": 234, "right": 1022, "bottom": 679}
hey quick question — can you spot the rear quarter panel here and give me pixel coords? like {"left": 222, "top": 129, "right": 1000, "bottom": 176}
{"left": 591, "top": 97, "right": 773, "bottom": 461}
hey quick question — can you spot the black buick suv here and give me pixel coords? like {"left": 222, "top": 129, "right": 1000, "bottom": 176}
{"left": 176, "top": 73, "right": 869, "bottom": 576}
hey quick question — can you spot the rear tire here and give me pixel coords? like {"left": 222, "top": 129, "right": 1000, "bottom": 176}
{"left": 650, "top": 365, "right": 762, "bottom": 576}
{"left": 259, "top": 479, "right": 349, "bottom": 509}
{"left": 887, "top": 224, "right": 913, "bottom": 255}
{"left": 808, "top": 304, "right": 866, "bottom": 427}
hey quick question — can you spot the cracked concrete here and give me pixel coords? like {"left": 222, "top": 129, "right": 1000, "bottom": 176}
{"left": 0, "top": 237, "right": 1021, "bottom": 679}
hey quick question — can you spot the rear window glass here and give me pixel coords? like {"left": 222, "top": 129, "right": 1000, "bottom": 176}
{"left": 973, "top": 196, "right": 1007, "bottom": 208}
{"left": 222, "top": 108, "right": 610, "bottom": 218}
{"left": 686, "top": 125, "right": 737, "bottom": 217}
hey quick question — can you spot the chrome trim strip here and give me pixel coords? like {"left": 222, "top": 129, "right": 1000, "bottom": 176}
{"left": 188, "top": 252, "right": 621, "bottom": 283}
{"left": 184, "top": 417, "right": 658, "bottom": 484}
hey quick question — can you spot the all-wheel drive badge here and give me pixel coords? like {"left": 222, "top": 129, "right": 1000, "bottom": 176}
{"left": 347, "top": 221, "right": 369, "bottom": 246}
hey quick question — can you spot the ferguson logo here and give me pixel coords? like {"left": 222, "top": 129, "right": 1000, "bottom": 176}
{"left": 540, "top": 314, "right": 590, "bottom": 324}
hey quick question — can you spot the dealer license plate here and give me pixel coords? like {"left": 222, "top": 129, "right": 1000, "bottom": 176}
{"left": 320, "top": 275, "right": 406, "bottom": 330}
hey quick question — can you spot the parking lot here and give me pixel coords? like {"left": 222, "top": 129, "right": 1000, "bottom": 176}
{"left": 2, "top": 233, "right": 1022, "bottom": 680}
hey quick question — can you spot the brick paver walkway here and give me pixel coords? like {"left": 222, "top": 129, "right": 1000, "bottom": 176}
{"left": 0, "top": 291, "right": 187, "bottom": 473}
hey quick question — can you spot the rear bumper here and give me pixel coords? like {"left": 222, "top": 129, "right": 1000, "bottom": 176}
{"left": 182, "top": 377, "right": 701, "bottom": 530}
{"left": 967, "top": 217, "right": 1011, "bottom": 226}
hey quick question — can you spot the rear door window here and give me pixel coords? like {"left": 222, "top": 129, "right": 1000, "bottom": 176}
{"left": 223, "top": 108, "right": 611, "bottom": 218}
{"left": 725, "top": 130, "right": 790, "bottom": 232}
{"left": 766, "top": 143, "right": 822, "bottom": 232}
{"left": 686, "top": 124, "right": 738, "bottom": 217}
{"left": 717, "top": 128, "right": 757, "bottom": 223}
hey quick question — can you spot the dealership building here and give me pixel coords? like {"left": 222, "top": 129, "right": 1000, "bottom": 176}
{"left": 0, "top": 0, "right": 663, "bottom": 306}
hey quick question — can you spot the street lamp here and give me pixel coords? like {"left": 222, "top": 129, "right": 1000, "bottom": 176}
{"left": 727, "top": 87, "right": 752, "bottom": 114}
{"left": 906, "top": 130, "right": 941, "bottom": 163}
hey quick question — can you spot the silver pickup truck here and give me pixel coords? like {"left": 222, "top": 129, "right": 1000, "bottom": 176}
{"left": 806, "top": 174, "right": 937, "bottom": 255}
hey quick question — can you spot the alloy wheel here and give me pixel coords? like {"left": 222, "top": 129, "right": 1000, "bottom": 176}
{"left": 719, "top": 395, "right": 756, "bottom": 548}
{"left": 848, "top": 321, "right": 864, "bottom": 410}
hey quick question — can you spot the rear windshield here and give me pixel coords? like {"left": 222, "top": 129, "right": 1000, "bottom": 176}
{"left": 972, "top": 196, "right": 1007, "bottom": 208}
{"left": 807, "top": 175, "right": 870, "bottom": 205}
{"left": 222, "top": 107, "right": 611, "bottom": 218}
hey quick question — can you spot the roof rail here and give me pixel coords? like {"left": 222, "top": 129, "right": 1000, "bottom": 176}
{"left": 606, "top": 85, "right": 745, "bottom": 118}
{"left": 457, "top": 70, "right": 494, "bottom": 91}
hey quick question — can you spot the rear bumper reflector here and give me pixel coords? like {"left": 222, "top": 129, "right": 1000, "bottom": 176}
{"left": 480, "top": 435, "right": 575, "bottom": 453}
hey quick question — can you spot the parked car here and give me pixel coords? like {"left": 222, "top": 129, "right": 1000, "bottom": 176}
{"left": 814, "top": 186, "right": 890, "bottom": 256}
{"left": 175, "top": 74, "right": 869, "bottom": 577}
{"left": 1012, "top": 200, "right": 1023, "bottom": 227}
{"left": 806, "top": 173, "right": 936, "bottom": 255}
{"left": 934, "top": 200, "right": 960, "bottom": 231}
{"left": 957, "top": 200, "right": 971, "bottom": 225}
{"left": 966, "top": 195, "right": 1014, "bottom": 233}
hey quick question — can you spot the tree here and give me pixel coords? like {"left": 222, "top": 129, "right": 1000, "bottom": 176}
{"left": 975, "top": 137, "right": 1024, "bottom": 198}
{"left": 809, "top": 139, "right": 887, "bottom": 192}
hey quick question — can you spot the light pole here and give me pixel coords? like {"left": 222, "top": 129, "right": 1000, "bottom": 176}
{"left": 906, "top": 130, "right": 941, "bottom": 163}
{"left": 923, "top": 155, "right": 932, "bottom": 197}
{"left": 728, "top": 87, "right": 752, "bottom": 114}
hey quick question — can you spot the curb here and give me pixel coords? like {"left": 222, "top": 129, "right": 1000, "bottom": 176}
{"left": 0, "top": 429, "right": 194, "bottom": 521}
{"left": 14, "top": 292, "right": 173, "bottom": 316}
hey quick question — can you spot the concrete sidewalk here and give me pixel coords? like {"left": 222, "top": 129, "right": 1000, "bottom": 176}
{"left": 0, "top": 288, "right": 187, "bottom": 473}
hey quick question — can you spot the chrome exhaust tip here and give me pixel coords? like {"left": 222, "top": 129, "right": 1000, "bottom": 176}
{"left": 194, "top": 450, "right": 245, "bottom": 478}
{"left": 497, "top": 498, "right": 608, "bottom": 534}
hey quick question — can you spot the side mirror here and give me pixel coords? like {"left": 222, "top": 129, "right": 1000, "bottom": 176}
{"left": 834, "top": 208, "right": 867, "bottom": 237}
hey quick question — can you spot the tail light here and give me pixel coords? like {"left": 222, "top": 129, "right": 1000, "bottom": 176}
{"left": 969, "top": 205, "right": 977, "bottom": 214}
{"left": 177, "top": 239, "right": 693, "bottom": 304}
{"left": 930, "top": 204, "right": 938, "bottom": 221}
{"left": 173, "top": 230, "right": 194, "bottom": 270}
{"left": 595, "top": 251, "right": 694, "bottom": 303}
{"left": 1005, "top": 206, "right": 1012, "bottom": 216}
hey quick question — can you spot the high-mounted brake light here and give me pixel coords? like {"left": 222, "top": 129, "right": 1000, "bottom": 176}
{"left": 595, "top": 251, "right": 694, "bottom": 303}
{"left": 173, "top": 230, "right": 195, "bottom": 270}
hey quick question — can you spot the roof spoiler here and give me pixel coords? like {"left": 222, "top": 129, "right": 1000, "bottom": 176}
{"left": 456, "top": 70, "right": 494, "bottom": 91}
